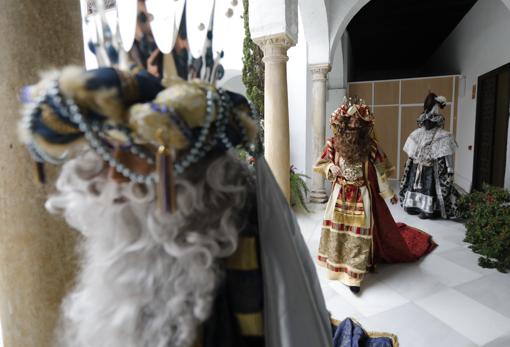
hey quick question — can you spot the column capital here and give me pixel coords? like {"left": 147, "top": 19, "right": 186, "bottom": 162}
{"left": 253, "top": 33, "right": 296, "bottom": 64}
{"left": 309, "top": 63, "right": 331, "bottom": 81}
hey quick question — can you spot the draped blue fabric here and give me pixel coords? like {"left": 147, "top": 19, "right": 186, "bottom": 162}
{"left": 333, "top": 319, "right": 395, "bottom": 347}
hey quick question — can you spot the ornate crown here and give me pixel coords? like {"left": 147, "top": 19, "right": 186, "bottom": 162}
{"left": 330, "top": 97, "right": 374, "bottom": 134}
{"left": 19, "top": 67, "right": 257, "bottom": 212}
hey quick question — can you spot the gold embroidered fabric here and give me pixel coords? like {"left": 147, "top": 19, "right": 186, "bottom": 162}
{"left": 318, "top": 227, "right": 372, "bottom": 286}
{"left": 313, "top": 138, "right": 399, "bottom": 286}
{"left": 339, "top": 158, "right": 363, "bottom": 182}
{"left": 224, "top": 236, "right": 259, "bottom": 271}
{"left": 236, "top": 312, "right": 265, "bottom": 336}
{"left": 334, "top": 183, "right": 367, "bottom": 227}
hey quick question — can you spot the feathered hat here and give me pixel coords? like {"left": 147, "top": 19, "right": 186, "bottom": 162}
{"left": 417, "top": 95, "right": 447, "bottom": 127}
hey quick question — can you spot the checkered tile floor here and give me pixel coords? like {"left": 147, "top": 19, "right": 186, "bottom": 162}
{"left": 297, "top": 202, "right": 510, "bottom": 347}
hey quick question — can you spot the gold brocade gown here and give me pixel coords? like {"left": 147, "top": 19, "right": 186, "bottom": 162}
{"left": 314, "top": 138, "right": 395, "bottom": 286}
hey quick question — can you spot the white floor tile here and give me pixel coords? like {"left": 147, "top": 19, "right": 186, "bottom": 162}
{"left": 456, "top": 273, "right": 510, "bottom": 320}
{"left": 375, "top": 263, "right": 447, "bottom": 300}
{"left": 325, "top": 294, "right": 366, "bottom": 322}
{"left": 363, "top": 303, "right": 477, "bottom": 347}
{"left": 328, "top": 276, "right": 409, "bottom": 317}
{"left": 418, "top": 254, "right": 482, "bottom": 287}
{"left": 416, "top": 288, "right": 510, "bottom": 346}
{"left": 321, "top": 282, "right": 340, "bottom": 302}
{"left": 299, "top": 199, "right": 510, "bottom": 346}
{"left": 296, "top": 213, "right": 319, "bottom": 241}
{"left": 440, "top": 248, "right": 498, "bottom": 275}
{"left": 435, "top": 225, "right": 470, "bottom": 246}
{"left": 482, "top": 334, "right": 510, "bottom": 347}
{"left": 307, "top": 231, "right": 321, "bottom": 256}
{"left": 431, "top": 237, "right": 464, "bottom": 253}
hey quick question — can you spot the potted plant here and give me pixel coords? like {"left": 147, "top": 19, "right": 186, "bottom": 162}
{"left": 290, "top": 166, "right": 311, "bottom": 213}
{"left": 458, "top": 184, "right": 510, "bottom": 272}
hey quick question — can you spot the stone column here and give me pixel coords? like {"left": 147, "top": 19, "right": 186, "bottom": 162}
{"left": 309, "top": 64, "right": 331, "bottom": 203}
{"left": 254, "top": 33, "right": 295, "bottom": 202}
{"left": 0, "top": 1, "right": 83, "bottom": 346}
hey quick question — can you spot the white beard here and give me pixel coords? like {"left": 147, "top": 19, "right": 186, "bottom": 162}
{"left": 46, "top": 151, "right": 249, "bottom": 347}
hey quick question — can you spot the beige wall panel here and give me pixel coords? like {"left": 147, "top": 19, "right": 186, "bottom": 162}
{"left": 401, "top": 76, "right": 454, "bottom": 104}
{"left": 374, "top": 81, "right": 399, "bottom": 105}
{"left": 373, "top": 106, "right": 399, "bottom": 178}
{"left": 400, "top": 106, "right": 422, "bottom": 176}
{"left": 443, "top": 105, "right": 452, "bottom": 133}
{"left": 453, "top": 76, "right": 459, "bottom": 137}
{"left": 348, "top": 83, "right": 373, "bottom": 104}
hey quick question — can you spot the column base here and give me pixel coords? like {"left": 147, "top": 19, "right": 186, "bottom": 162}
{"left": 310, "top": 189, "right": 329, "bottom": 203}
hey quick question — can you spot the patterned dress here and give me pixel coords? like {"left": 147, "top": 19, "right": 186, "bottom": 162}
{"left": 314, "top": 138, "right": 436, "bottom": 287}
{"left": 400, "top": 127, "right": 460, "bottom": 218}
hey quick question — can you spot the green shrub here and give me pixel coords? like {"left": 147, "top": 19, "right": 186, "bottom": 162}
{"left": 458, "top": 185, "right": 510, "bottom": 272}
{"left": 290, "top": 166, "right": 310, "bottom": 213}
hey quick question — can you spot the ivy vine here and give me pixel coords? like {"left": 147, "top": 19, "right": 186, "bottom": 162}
{"left": 242, "top": 0, "right": 265, "bottom": 154}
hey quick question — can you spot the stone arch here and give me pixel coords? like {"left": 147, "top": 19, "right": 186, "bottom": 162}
{"left": 328, "top": 0, "right": 370, "bottom": 63}
{"left": 298, "top": 0, "right": 329, "bottom": 64}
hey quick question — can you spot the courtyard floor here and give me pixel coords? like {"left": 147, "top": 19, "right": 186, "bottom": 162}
{"left": 297, "top": 201, "right": 510, "bottom": 347}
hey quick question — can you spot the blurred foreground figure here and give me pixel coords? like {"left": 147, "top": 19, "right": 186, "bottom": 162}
{"left": 19, "top": 67, "right": 332, "bottom": 347}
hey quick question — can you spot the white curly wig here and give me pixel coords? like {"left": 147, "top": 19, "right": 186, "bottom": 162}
{"left": 46, "top": 150, "right": 253, "bottom": 347}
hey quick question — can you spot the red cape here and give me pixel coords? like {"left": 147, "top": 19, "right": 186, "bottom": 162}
{"left": 367, "top": 162, "right": 437, "bottom": 263}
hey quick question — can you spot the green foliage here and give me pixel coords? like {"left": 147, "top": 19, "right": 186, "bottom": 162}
{"left": 458, "top": 185, "right": 510, "bottom": 272}
{"left": 242, "top": 0, "right": 265, "bottom": 154}
{"left": 290, "top": 166, "right": 311, "bottom": 213}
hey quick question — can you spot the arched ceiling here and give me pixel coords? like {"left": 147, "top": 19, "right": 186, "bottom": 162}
{"left": 346, "top": 0, "right": 478, "bottom": 81}
{"left": 328, "top": 0, "right": 371, "bottom": 62}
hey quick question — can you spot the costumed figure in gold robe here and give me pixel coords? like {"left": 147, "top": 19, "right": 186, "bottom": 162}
{"left": 314, "top": 98, "right": 437, "bottom": 294}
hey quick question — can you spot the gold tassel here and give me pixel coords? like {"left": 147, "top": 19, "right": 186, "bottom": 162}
{"left": 156, "top": 131, "right": 176, "bottom": 213}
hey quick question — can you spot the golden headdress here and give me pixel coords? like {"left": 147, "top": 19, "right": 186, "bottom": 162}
{"left": 329, "top": 97, "right": 374, "bottom": 135}
{"left": 19, "top": 66, "right": 257, "bottom": 212}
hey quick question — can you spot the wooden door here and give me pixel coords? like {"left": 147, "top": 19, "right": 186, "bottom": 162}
{"left": 473, "top": 65, "right": 510, "bottom": 190}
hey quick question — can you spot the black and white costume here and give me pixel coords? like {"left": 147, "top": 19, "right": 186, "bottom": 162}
{"left": 399, "top": 96, "right": 460, "bottom": 219}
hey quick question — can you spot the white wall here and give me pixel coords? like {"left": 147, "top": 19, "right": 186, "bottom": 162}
{"left": 427, "top": 0, "right": 510, "bottom": 191}
{"left": 327, "top": 32, "right": 348, "bottom": 141}
{"left": 288, "top": 11, "right": 309, "bottom": 177}
{"left": 299, "top": 0, "right": 329, "bottom": 65}
{"left": 328, "top": 38, "right": 343, "bottom": 89}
